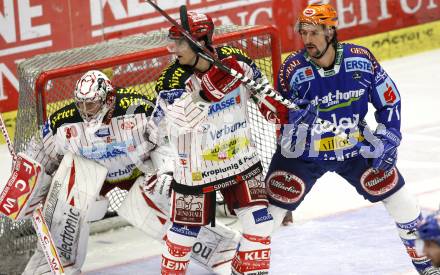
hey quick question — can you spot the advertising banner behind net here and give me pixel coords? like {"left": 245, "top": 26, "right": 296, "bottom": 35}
{"left": 1, "top": 0, "right": 440, "bottom": 115}
{"left": 273, "top": 0, "right": 440, "bottom": 53}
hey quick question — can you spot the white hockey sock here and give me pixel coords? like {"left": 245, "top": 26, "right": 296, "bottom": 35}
{"left": 382, "top": 186, "right": 432, "bottom": 272}
{"left": 268, "top": 204, "right": 287, "bottom": 232}
{"left": 232, "top": 205, "right": 273, "bottom": 275}
{"left": 161, "top": 223, "right": 200, "bottom": 275}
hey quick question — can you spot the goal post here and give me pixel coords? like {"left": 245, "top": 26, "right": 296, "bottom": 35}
{"left": 2, "top": 24, "right": 281, "bottom": 274}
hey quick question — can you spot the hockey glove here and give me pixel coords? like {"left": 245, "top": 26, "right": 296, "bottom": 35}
{"left": 288, "top": 99, "right": 318, "bottom": 129}
{"left": 372, "top": 126, "right": 401, "bottom": 171}
{"left": 255, "top": 94, "right": 288, "bottom": 124}
{"left": 200, "top": 56, "right": 244, "bottom": 102}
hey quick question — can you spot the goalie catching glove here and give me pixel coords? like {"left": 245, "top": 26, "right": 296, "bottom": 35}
{"left": 200, "top": 56, "right": 244, "bottom": 102}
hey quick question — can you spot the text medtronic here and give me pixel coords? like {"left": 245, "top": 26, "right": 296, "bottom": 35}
{"left": 209, "top": 121, "right": 247, "bottom": 140}
{"left": 57, "top": 207, "right": 80, "bottom": 261}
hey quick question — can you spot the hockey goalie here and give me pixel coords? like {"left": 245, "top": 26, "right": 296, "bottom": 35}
{"left": 0, "top": 70, "right": 239, "bottom": 274}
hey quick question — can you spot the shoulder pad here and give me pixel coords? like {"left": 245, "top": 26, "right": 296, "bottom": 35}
{"left": 49, "top": 103, "right": 82, "bottom": 134}
{"left": 113, "top": 88, "right": 156, "bottom": 117}
{"left": 155, "top": 62, "right": 193, "bottom": 93}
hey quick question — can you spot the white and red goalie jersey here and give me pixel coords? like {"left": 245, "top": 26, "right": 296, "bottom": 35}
{"left": 28, "top": 87, "right": 157, "bottom": 190}
{"left": 150, "top": 45, "right": 286, "bottom": 193}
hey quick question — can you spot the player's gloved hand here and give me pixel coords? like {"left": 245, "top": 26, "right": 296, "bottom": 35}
{"left": 372, "top": 125, "right": 401, "bottom": 171}
{"left": 288, "top": 99, "right": 318, "bottom": 129}
{"left": 200, "top": 56, "right": 244, "bottom": 102}
{"left": 255, "top": 94, "right": 288, "bottom": 124}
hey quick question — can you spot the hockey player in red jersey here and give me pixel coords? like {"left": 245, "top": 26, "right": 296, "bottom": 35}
{"left": 1, "top": 70, "right": 240, "bottom": 274}
{"left": 150, "top": 11, "right": 286, "bottom": 275}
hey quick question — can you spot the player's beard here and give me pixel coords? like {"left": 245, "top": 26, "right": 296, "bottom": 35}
{"left": 305, "top": 43, "right": 323, "bottom": 59}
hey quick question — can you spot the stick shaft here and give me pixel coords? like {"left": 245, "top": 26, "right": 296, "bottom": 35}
{"left": 145, "top": 0, "right": 340, "bottom": 134}
{"left": 32, "top": 206, "right": 65, "bottom": 275}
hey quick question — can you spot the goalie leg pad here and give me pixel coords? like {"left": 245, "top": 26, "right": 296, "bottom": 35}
{"left": 26, "top": 152, "right": 107, "bottom": 273}
{"left": 382, "top": 186, "right": 434, "bottom": 272}
{"left": 117, "top": 174, "right": 172, "bottom": 240}
{"left": 192, "top": 221, "right": 240, "bottom": 274}
{"left": 232, "top": 205, "right": 273, "bottom": 275}
{"left": 162, "top": 223, "right": 201, "bottom": 275}
{"left": 23, "top": 241, "right": 84, "bottom": 275}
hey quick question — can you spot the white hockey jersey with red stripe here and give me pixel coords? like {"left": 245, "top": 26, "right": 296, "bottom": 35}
{"left": 150, "top": 46, "right": 271, "bottom": 188}
{"left": 27, "top": 88, "right": 156, "bottom": 184}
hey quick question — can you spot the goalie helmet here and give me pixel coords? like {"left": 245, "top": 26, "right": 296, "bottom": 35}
{"left": 74, "top": 70, "right": 114, "bottom": 122}
{"left": 296, "top": 3, "right": 338, "bottom": 30}
{"left": 168, "top": 12, "right": 214, "bottom": 44}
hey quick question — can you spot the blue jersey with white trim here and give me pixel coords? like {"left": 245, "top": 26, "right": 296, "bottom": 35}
{"left": 278, "top": 43, "right": 402, "bottom": 161}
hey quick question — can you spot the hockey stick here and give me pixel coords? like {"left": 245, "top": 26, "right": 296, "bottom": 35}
{"left": 0, "top": 112, "right": 65, "bottom": 274}
{"left": 32, "top": 206, "right": 65, "bottom": 275}
{"left": 145, "top": 0, "right": 339, "bottom": 134}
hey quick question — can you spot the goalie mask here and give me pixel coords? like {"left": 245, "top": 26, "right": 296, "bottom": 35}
{"left": 74, "top": 70, "right": 114, "bottom": 123}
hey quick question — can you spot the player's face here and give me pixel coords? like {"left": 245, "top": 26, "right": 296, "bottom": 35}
{"left": 76, "top": 100, "right": 103, "bottom": 121}
{"left": 299, "top": 24, "right": 328, "bottom": 58}
{"left": 423, "top": 240, "right": 440, "bottom": 267}
{"left": 168, "top": 38, "right": 197, "bottom": 66}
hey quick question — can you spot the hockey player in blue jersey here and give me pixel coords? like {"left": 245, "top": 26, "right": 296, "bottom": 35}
{"left": 417, "top": 212, "right": 440, "bottom": 267}
{"left": 266, "top": 3, "right": 438, "bottom": 274}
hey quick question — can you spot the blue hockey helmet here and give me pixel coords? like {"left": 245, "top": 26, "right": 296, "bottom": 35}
{"left": 417, "top": 212, "right": 440, "bottom": 245}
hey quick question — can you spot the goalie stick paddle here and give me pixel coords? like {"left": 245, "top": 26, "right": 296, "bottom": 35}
{"left": 144, "top": 0, "right": 340, "bottom": 135}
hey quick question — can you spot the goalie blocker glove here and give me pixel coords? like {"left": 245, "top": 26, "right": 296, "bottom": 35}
{"left": 200, "top": 56, "right": 244, "bottom": 102}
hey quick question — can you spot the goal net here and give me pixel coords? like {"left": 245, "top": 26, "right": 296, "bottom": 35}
{"left": 0, "top": 24, "right": 281, "bottom": 273}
